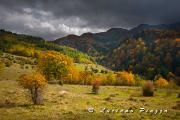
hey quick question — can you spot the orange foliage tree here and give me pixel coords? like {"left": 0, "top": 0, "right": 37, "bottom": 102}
{"left": 91, "top": 76, "right": 103, "bottom": 94}
{"left": 37, "top": 51, "right": 73, "bottom": 82}
{"left": 155, "top": 77, "right": 169, "bottom": 88}
{"left": 19, "top": 73, "right": 46, "bottom": 104}
{"left": 116, "top": 71, "right": 135, "bottom": 86}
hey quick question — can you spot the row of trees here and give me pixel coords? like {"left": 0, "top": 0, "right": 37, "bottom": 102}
{"left": 17, "top": 50, "right": 173, "bottom": 105}
{"left": 19, "top": 50, "right": 171, "bottom": 87}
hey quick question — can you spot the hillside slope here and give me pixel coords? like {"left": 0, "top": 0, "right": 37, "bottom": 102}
{"left": 0, "top": 29, "right": 94, "bottom": 64}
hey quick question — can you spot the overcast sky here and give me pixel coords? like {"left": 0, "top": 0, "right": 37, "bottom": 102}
{"left": 0, "top": 0, "right": 180, "bottom": 40}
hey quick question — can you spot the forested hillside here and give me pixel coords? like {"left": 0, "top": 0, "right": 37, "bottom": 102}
{"left": 54, "top": 23, "right": 180, "bottom": 80}
{"left": 0, "top": 29, "right": 94, "bottom": 64}
{"left": 103, "top": 36, "right": 180, "bottom": 79}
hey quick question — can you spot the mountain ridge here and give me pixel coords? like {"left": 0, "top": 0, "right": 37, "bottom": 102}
{"left": 54, "top": 22, "right": 180, "bottom": 56}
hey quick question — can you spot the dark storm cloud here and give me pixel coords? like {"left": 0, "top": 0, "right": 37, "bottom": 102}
{"left": 0, "top": 0, "right": 180, "bottom": 40}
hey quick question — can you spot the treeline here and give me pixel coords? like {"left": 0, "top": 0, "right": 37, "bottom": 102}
{"left": 33, "top": 51, "right": 175, "bottom": 88}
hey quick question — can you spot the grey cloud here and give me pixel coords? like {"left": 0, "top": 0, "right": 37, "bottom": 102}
{"left": 0, "top": 0, "right": 179, "bottom": 40}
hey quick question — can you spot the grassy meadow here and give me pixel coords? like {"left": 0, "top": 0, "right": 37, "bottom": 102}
{"left": 0, "top": 63, "right": 180, "bottom": 120}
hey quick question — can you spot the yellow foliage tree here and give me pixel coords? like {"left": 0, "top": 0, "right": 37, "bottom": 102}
{"left": 104, "top": 73, "right": 116, "bottom": 85}
{"left": 155, "top": 77, "right": 169, "bottom": 88}
{"left": 79, "top": 71, "right": 94, "bottom": 85}
{"left": 37, "top": 51, "right": 73, "bottom": 81}
{"left": 19, "top": 73, "right": 46, "bottom": 104}
{"left": 116, "top": 71, "right": 135, "bottom": 86}
{"left": 65, "top": 66, "right": 80, "bottom": 84}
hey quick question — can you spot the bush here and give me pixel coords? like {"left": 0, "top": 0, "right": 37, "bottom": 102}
{"left": 142, "top": 81, "right": 154, "bottom": 96}
{"left": 4, "top": 59, "right": 13, "bottom": 67}
{"left": 25, "top": 66, "right": 29, "bottom": 69}
{"left": 58, "top": 80, "right": 64, "bottom": 86}
{"left": 91, "top": 76, "right": 102, "bottom": 94}
{"left": 155, "top": 77, "right": 168, "bottom": 88}
{"left": 172, "top": 101, "right": 180, "bottom": 110}
{"left": 19, "top": 73, "right": 46, "bottom": 104}
{"left": 31, "top": 65, "right": 35, "bottom": 69}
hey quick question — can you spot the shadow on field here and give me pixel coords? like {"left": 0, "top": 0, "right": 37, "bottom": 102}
{"left": 0, "top": 102, "right": 33, "bottom": 108}
{"left": 85, "top": 92, "right": 96, "bottom": 95}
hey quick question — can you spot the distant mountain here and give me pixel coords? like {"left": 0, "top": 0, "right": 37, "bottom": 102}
{"left": 54, "top": 22, "right": 180, "bottom": 79}
{"left": 54, "top": 28, "right": 129, "bottom": 56}
{"left": 54, "top": 22, "right": 180, "bottom": 57}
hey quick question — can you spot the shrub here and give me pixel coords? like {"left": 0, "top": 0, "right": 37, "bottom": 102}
{"left": 31, "top": 65, "right": 35, "bottom": 69}
{"left": 155, "top": 77, "right": 169, "bottom": 88}
{"left": 91, "top": 77, "right": 101, "bottom": 94}
{"left": 4, "top": 59, "right": 13, "bottom": 67}
{"left": 172, "top": 101, "right": 180, "bottom": 110}
{"left": 19, "top": 73, "right": 46, "bottom": 104}
{"left": 25, "top": 66, "right": 29, "bottom": 69}
{"left": 142, "top": 81, "right": 154, "bottom": 96}
{"left": 58, "top": 80, "right": 64, "bottom": 86}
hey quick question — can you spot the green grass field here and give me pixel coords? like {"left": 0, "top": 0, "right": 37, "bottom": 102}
{"left": 0, "top": 64, "right": 180, "bottom": 120}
